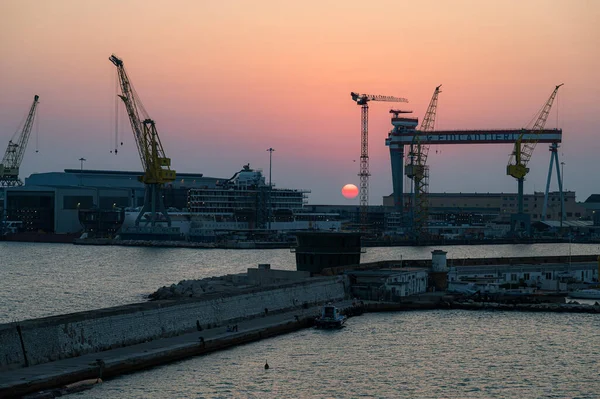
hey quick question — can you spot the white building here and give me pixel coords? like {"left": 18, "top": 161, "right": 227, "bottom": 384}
{"left": 383, "top": 269, "right": 429, "bottom": 297}
{"left": 348, "top": 268, "right": 428, "bottom": 300}
{"left": 447, "top": 262, "right": 598, "bottom": 289}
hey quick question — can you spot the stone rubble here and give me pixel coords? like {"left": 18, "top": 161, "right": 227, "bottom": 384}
{"left": 148, "top": 274, "right": 252, "bottom": 300}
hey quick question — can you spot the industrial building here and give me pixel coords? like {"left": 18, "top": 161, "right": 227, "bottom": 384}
{"left": 448, "top": 261, "right": 599, "bottom": 293}
{"left": 0, "top": 169, "right": 219, "bottom": 235}
{"left": 383, "top": 191, "right": 586, "bottom": 222}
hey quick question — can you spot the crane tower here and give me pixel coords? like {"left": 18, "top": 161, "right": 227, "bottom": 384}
{"left": 406, "top": 85, "right": 441, "bottom": 239}
{"left": 110, "top": 55, "right": 176, "bottom": 227}
{"left": 351, "top": 92, "right": 408, "bottom": 227}
{"left": 0, "top": 95, "right": 40, "bottom": 187}
{"left": 507, "top": 84, "right": 563, "bottom": 234}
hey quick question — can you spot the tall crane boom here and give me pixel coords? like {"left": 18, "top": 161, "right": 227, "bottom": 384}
{"left": 109, "top": 54, "right": 176, "bottom": 227}
{"left": 406, "top": 85, "right": 441, "bottom": 239}
{"left": 506, "top": 84, "right": 563, "bottom": 234}
{"left": 351, "top": 92, "right": 408, "bottom": 228}
{"left": 0, "top": 95, "right": 40, "bottom": 186}
{"left": 507, "top": 84, "right": 563, "bottom": 180}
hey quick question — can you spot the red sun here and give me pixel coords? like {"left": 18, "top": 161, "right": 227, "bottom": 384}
{"left": 341, "top": 184, "right": 359, "bottom": 199}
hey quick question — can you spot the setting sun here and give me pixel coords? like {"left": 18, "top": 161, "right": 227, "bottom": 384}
{"left": 341, "top": 184, "right": 359, "bottom": 199}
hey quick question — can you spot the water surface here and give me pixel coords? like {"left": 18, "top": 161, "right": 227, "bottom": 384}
{"left": 80, "top": 310, "right": 600, "bottom": 399}
{"left": 1, "top": 242, "right": 597, "bottom": 323}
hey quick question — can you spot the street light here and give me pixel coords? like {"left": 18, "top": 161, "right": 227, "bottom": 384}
{"left": 266, "top": 148, "right": 275, "bottom": 187}
{"left": 266, "top": 148, "right": 275, "bottom": 230}
{"left": 79, "top": 158, "right": 86, "bottom": 186}
{"left": 560, "top": 161, "right": 565, "bottom": 225}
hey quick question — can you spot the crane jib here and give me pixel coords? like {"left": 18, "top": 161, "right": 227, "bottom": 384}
{"left": 110, "top": 55, "right": 175, "bottom": 185}
{"left": 0, "top": 95, "right": 40, "bottom": 186}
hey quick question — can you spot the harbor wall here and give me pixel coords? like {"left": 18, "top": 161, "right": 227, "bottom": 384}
{"left": 321, "top": 254, "right": 600, "bottom": 275}
{"left": 0, "top": 276, "right": 348, "bottom": 371}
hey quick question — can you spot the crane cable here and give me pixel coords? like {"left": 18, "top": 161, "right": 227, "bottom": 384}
{"left": 114, "top": 68, "right": 119, "bottom": 154}
{"left": 35, "top": 107, "right": 39, "bottom": 153}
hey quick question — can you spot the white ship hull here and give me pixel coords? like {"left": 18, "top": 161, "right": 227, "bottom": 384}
{"left": 121, "top": 211, "right": 343, "bottom": 240}
{"left": 568, "top": 289, "right": 600, "bottom": 300}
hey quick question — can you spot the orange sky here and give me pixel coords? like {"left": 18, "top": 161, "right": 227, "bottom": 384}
{"left": 1, "top": 0, "right": 598, "bottom": 204}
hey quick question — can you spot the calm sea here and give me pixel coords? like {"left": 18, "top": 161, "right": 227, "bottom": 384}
{"left": 1, "top": 242, "right": 599, "bottom": 324}
{"left": 82, "top": 310, "right": 600, "bottom": 399}
{"left": 2, "top": 242, "right": 599, "bottom": 398}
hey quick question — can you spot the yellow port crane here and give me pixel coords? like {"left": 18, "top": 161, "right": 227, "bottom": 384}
{"left": 507, "top": 83, "right": 563, "bottom": 234}
{"left": 0, "top": 95, "right": 40, "bottom": 187}
{"left": 351, "top": 92, "right": 408, "bottom": 228}
{"left": 406, "top": 85, "right": 442, "bottom": 240}
{"left": 109, "top": 55, "right": 176, "bottom": 227}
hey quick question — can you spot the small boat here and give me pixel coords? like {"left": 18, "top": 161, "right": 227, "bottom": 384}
{"left": 314, "top": 304, "right": 346, "bottom": 329}
{"left": 568, "top": 289, "right": 600, "bottom": 300}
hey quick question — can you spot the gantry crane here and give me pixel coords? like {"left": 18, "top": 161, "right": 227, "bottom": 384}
{"left": 109, "top": 55, "right": 176, "bottom": 227}
{"left": 0, "top": 95, "right": 40, "bottom": 187}
{"left": 507, "top": 84, "right": 563, "bottom": 234}
{"left": 351, "top": 92, "right": 408, "bottom": 227}
{"left": 406, "top": 85, "right": 441, "bottom": 239}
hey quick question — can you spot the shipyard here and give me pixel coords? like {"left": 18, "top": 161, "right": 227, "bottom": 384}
{"left": 2, "top": 1, "right": 599, "bottom": 398}
{"left": 1, "top": 81, "right": 599, "bottom": 246}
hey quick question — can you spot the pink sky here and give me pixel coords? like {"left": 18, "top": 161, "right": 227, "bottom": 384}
{"left": 1, "top": 0, "right": 598, "bottom": 204}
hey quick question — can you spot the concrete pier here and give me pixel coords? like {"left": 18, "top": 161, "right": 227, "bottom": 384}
{"left": 1, "top": 298, "right": 598, "bottom": 398}
{"left": 0, "top": 302, "right": 354, "bottom": 398}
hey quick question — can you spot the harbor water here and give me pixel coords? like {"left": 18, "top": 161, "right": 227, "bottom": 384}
{"left": 1, "top": 242, "right": 599, "bottom": 324}
{"left": 2, "top": 242, "right": 599, "bottom": 398}
{"left": 80, "top": 310, "right": 599, "bottom": 399}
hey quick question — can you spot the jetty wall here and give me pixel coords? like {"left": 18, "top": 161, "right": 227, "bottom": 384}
{"left": 0, "top": 276, "right": 348, "bottom": 371}
{"left": 321, "top": 254, "right": 600, "bottom": 275}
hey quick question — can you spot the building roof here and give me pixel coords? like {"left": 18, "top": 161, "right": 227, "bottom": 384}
{"left": 20, "top": 169, "right": 223, "bottom": 190}
{"left": 584, "top": 194, "right": 600, "bottom": 203}
{"left": 64, "top": 169, "right": 214, "bottom": 179}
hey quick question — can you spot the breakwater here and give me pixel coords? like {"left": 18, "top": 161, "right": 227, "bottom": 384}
{"left": 363, "top": 299, "right": 600, "bottom": 314}
{"left": 2, "top": 298, "right": 599, "bottom": 398}
{"left": 322, "top": 254, "right": 600, "bottom": 275}
{"left": 0, "top": 276, "right": 347, "bottom": 371}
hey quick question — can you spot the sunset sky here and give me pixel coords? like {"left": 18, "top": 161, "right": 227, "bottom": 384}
{"left": 1, "top": 0, "right": 598, "bottom": 205}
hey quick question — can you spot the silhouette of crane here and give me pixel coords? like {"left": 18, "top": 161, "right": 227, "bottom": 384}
{"left": 110, "top": 54, "right": 176, "bottom": 227}
{"left": 0, "top": 95, "right": 40, "bottom": 186}
{"left": 507, "top": 84, "right": 563, "bottom": 234}
{"left": 351, "top": 92, "right": 408, "bottom": 228}
{"left": 406, "top": 85, "right": 441, "bottom": 240}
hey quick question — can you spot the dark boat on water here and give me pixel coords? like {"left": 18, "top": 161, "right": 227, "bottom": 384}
{"left": 314, "top": 304, "right": 346, "bottom": 329}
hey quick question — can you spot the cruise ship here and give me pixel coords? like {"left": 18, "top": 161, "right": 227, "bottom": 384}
{"left": 119, "top": 164, "right": 344, "bottom": 241}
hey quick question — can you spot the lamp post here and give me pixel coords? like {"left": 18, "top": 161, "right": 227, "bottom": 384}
{"left": 79, "top": 158, "right": 86, "bottom": 186}
{"left": 266, "top": 148, "right": 275, "bottom": 230}
{"left": 560, "top": 161, "right": 565, "bottom": 228}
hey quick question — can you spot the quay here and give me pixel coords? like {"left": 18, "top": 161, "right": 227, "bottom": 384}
{"left": 0, "top": 302, "right": 353, "bottom": 399}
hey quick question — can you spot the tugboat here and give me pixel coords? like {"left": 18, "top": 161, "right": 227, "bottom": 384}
{"left": 314, "top": 304, "right": 346, "bottom": 329}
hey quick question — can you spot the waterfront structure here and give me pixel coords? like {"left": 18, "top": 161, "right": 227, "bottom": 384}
{"left": 383, "top": 191, "right": 585, "bottom": 222}
{"left": 119, "top": 164, "right": 343, "bottom": 241}
{"left": 382, "top": 191, "right": 588, "bottom": 237}
{"left": 348, "top": 268, "right": 429, "bottom": 300}
{"left": 386, "top": 117, "right": 562, "bottom": 225}
{"left": 187, "top": 164, "right": 309, "bottom": 230}
{"left": 448, "top": 262, "right": 599, "bottom": 290}
{"left": 293, "top": 231, "right": 362, "bottom": 274}
{"left": 0, "top": 165, "right": 343, "bottom": 239}
{"left": 1, "top": 169, "right": 218, "bottom": 235}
